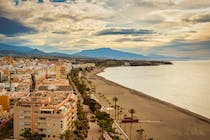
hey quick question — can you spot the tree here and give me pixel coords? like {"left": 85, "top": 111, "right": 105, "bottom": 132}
{"left": 112, "top": 97, "right": 118, "bottom": 120}
{"left": 98, "top": 120, "right": 106, "bottom": 140}
{"left": 128, "top": 108, "right": 136, "bottom": 139}
{"left": 60, "top": 130, "right": 74, "bottom": 140}
{"left": 129, "top": 108, "right": 135, "bottom": 120}
{"left": 119, "top": 107, "right": 123, "bottom": 120}
{"left": 20, "top": 129, "right": 42, "bottom": 140}
{"left": 21, "top": 129, "right": 32, "bottom": 140}
{"left": 74, "top": 101, "right": 89, "bottom": 139}
{"left": 95, "top": 111, "right": 114, "bottom": 133}
{"left": 83, "top": 98, "right": 101, "bottom": 113}
{"left": 32, "top": 133, "right": 42, "bottom": 140}
{"left": 136, "top": 128, "right": 144, "bottom": 140}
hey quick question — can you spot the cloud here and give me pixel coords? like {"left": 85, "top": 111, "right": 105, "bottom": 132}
{"left": 0, "top": 1, "right": 112, "bottom": 31}
{"left": 146, "top": 40, "right": 210, "bottom": 58}
{"left": 135, "top": 0, "right": 176, "bottom": 8}
{"left": 0, "top": 0, "right": 210, "bottom": 58}
{"left": 52, "top": 31, "right": 69, "bottom": 34}
{"left": 175, "top": 0, "right": 210, "bottom": 9}
{"left": 115, "top": 37, "right": 145, "bottom": 42}
{"left": 0, "top": 16, "right": 36, "bottom": 36}
{"left": 182, "top": 13, "right": 210, "bottom": 23}
{"left": 96, "top": 29, "right": 155, "bottom": 36}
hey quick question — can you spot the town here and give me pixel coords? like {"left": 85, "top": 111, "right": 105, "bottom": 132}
{"left": 0, "top": 57, "right": 96, "bottom": 140}
{"left": 0, "top": 56, "right": 154, "bottom": 140}
{"left": 1, "top": 56, "right": 209, "bottom": 140}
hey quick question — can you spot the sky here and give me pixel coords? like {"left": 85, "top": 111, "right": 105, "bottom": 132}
{"left": 0, "top": 0, "right": 210, "bottom": 58}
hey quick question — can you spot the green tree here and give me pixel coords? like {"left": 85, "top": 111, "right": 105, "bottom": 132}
{"left": 20, "top": 129, "right": 42, "bottom": 140}
{"left": 32, "top": 133, "right": 42, "bottom": 140}
{"left": 21, "top": 129, "right": 32, "bottom": 140}
{"left": 95, "top": 111, "right": 114, "bottom": 132}
{"left": 74, "top": 101, "right": 89, "bottom": 139}
{"left": 98, "top": 120, "right": 106, "bottom": 140}
{"left": 60, "top": 130, "right": 74, "bottom": 140}
{"left": 112, "top": 97, "right": 118, "bottom": 120}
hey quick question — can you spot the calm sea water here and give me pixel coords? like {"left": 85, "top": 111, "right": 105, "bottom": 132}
{"left": 98, "top": 61, "right": 210, "bottom": 119}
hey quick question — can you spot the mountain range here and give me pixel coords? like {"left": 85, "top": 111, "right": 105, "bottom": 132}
{"left": 0, "top": 43, "right": 69, "bottom": 57}
{"left": 72, "top": 48, "right": 148, "bottom": 60}
{"left": 0, "top": 43, "right": 185, "bottom": 60}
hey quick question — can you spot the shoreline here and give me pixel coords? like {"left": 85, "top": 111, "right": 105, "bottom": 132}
{"left": 96, "top": 67, "right": 210, "bottom": 124}
{"left": 87, "top": 66, "right": 210, "bottom": 140}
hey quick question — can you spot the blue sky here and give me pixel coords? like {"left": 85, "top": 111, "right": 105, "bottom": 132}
{"left": 0, "top": 0, "right": 210, "bottom": 58}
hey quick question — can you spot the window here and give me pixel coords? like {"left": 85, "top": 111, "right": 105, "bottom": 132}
{"left": 34, "top": 111, "right": 38, "bottom": 114}
{"left": 19, "top": 116, "right": 24, "bottom": 119}
{"left": 24, "top": 123, "right": 31, "bottom": 126}
{"left": 39, "top": 128, "right": 46, "bottom": 132}
{"left": 24, "top": 111, "right": 31, "bottom": 113}
{"left": 41, "top": 110, "right": 51, "bottom": 114}
{"left": 39, "top": 117, "right": 46, "bottom": 120}
{"left": 41, "top": 134, "right": 46, "bottom": 137}
{"left": 24, "top": 128, "right": 31, "bottom": 131}
{"left": 24, "top": 116, "right": 31, "bottom": 119}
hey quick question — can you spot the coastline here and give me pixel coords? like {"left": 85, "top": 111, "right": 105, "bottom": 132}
{"left": 87, "top": 67, "right": 210, "bottom": 140}
{"left": 97, "top": 67, "right": 210, "bottom": 124}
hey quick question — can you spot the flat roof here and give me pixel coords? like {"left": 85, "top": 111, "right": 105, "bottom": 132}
{"left": 38, "top": 86, "right": 72, "bottom": 91}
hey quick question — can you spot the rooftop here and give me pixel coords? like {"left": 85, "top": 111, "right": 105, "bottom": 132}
{"left": 16, "top": 91, "right": 76, "bottom": 111}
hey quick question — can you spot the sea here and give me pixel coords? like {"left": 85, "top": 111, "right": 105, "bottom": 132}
{"left": 98, "top": 61, "right": 210, "bottom": 119}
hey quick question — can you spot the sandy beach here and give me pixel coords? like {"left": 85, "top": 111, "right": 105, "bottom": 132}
{"left": 86, "top": 67, "right": 210, "bottom": 140}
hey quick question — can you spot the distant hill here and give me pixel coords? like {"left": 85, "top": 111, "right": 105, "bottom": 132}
{"left": 73, "top": 48, "right": 148, "bottom": 60}
{"left": 73, "top": 48, "right": 191, "bottom": 60}
{"left": 0, "top": 43, "right": 34, "bottom": 53}
{"left": 0, "top": 43, "right": 189, "bottom": 60}
{"left": 47, "top": 52, "right": 70, "bottom": 57}
{"left": 0, "top": 43, "right": 69, "bottom": 57}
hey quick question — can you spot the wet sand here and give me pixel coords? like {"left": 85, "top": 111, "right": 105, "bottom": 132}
{"left": 86, "top": 67, "right": 210, "bottom": 140}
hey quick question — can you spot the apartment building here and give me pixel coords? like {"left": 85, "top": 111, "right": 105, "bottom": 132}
{"left": 14, "top": 91, "right": 77, "bottom": 140}
{"left": 56, "top": 66, "right": 67, "bottom": 79}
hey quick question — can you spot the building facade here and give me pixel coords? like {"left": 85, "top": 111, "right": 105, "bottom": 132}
{"left": 14, "top": 91, "right": 77, "bottom": 140}
{"left": 0, "top": 95, "right": 10, "bottom": 111}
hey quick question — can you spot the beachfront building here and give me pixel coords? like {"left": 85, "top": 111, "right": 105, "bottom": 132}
{"left": 14, "top": 91, "right": 77, "bottom": 140}
{"left": 72, "top": 63, "right": 95, "bottom": 69}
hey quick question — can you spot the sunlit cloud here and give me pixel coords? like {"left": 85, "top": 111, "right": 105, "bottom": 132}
{"left": 0, "top": 0, "right": 209, "bottom": 58}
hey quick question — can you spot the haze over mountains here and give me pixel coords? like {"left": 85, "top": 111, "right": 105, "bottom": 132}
{"left": 0, "top": 43, "right": 186, "bottom": 60}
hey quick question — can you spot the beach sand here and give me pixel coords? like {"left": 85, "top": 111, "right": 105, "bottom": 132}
{"left": 86, "top": 67, "right": 210, "bottom": 140}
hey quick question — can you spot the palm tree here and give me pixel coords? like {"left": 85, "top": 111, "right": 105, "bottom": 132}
{"left": 128, "top": 108, "right": 136, "bottom": 139}
{"left": 119, "top": 107, "right": 123, "bottom": 120}
{"left": 112, "top": 97, "right": 118, "bottom": 120}
{"left": 136, "top": 128, "right": 144, "bottom": 140}
{"left": 129, "top": 108, "right": 135, "bottom": 120}
{"left": 116, "top": 105, "right": 120, "bottom": 120}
